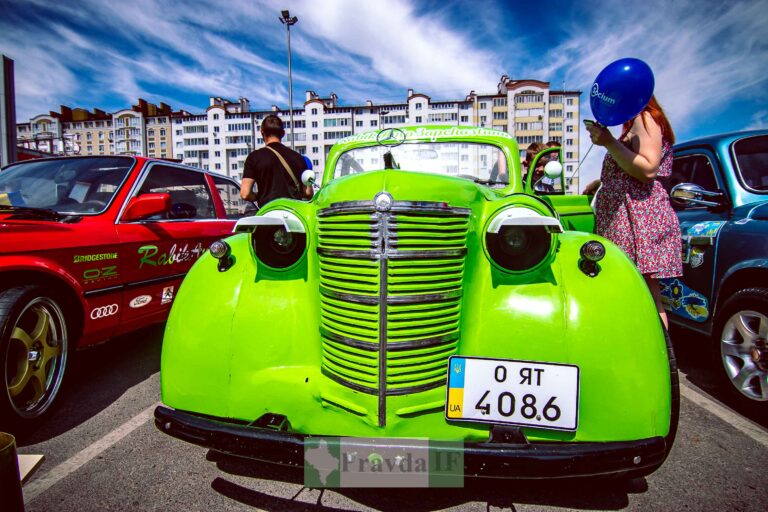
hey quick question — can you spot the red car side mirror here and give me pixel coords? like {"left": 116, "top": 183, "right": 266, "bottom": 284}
{"left": 122, "top": 193, "right": 171, "bottom": 222}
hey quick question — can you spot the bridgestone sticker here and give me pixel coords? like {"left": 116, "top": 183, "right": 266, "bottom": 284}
{"left": 74, "top": 252, "right": 118, "bottom": 264}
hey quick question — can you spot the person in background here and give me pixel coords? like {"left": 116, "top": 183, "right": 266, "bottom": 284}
{"left": 488, "top": 150, "right": 508, "bottom": 184}
{"left": 522, "top": 142, "right": 544, "bottom": 180}
{"left": 240, "top": 114, "right": 313, "bottom": 207}
{"left": 584, "top": 95, "right": 681, "bottom": 329}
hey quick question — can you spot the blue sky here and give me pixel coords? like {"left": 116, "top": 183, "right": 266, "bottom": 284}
{"left": 1, "top": 0, "right": 766, "bottom": 184}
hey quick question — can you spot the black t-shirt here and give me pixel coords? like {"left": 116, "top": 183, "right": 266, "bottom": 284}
{"left": 243, "top": 142, "right": 307, "bottom": 206}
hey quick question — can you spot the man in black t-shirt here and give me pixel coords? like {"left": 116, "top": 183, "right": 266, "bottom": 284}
{"left": 240, "top": 114, "right": 313, "bottom": 207}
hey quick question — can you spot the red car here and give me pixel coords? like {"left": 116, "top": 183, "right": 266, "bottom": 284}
{"left": 0, "top": 156, "right": 249, "bottom": 430}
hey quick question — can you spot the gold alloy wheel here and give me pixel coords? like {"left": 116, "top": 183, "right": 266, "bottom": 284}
{"left": 5, "top": 296, "right": 68, "bottom": 418}
{"left": 720, "top": 309, "right": 768, "bottom": 402}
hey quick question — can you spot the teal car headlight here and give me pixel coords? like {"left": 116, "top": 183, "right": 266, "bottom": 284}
{"left": 234, "top": 209, "right": 308, "bottom": 269}
{"left": 485, "top": 207, "right": 563, "bottom": 272}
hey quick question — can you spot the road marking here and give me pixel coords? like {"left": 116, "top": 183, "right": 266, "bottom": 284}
{"left": 23, "top": 402, "right": 159, "bottom": 503}
{"left": 680, "top": 378, "right": 768, "bottom": 448}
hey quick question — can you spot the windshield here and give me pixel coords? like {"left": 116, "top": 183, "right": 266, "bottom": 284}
{"left": 333, "top": 142, "right": 510, "bottom": 186}
{"left": 0, "top": 157, "right": 134, "bottom": 214}
{"left": 733, "top": 135, "right": 768, "bottom": 192}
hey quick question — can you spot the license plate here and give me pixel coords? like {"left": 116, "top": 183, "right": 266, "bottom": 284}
{"left": 445, "top": 356, "right": 579, "bottom": 431}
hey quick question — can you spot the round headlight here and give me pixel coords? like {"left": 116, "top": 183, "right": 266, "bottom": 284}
{"left": 486, "top": 225, "right": 552, "bottom": 271}
{"left": 253, "top": 225, "right": 306, "bottom": 268}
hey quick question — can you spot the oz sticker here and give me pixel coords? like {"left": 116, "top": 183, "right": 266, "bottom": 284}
{"left": 162, "top": 286, "right": 175, "bottom": 305}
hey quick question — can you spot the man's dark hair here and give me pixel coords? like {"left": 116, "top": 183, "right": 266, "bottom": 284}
{"left": 261, "top": 114, "right": 285, "bottom": 139}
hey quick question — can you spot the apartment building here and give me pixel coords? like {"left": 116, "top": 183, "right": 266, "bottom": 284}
{"left": 17, "top": 99, "right": 179, "bottom": 159}
{"left": 170, "top": 76, "right": 580, "bottom": 191}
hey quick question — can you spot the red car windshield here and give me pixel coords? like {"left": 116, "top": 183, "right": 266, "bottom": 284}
{"left": 0, "top": 157, "right": 134, "bottom": 214}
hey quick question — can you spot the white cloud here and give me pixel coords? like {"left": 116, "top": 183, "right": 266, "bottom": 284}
{"left": 526, "top": 0, "right": 768, "bottom": 188}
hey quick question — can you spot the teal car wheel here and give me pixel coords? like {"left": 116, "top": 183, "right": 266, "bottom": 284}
{"left": 716, "top": 288, "right": 768, "bottom": 403}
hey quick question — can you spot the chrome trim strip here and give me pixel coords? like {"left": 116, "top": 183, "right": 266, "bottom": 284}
{"left": 319, "top": 200, "right": 471, "bottom": 217}
{"left": 386, "top": 334, "right": 459, "bottom": 351}
{"left": 317, "top": 248, "right": 380, "bottom": 260}
{"left": 385, "top": 249, "right": 467, "bottom": 259}
{"left": 320, "top": 287, "right": 378, "bottom": 304}
{"left": 321, "top": 328, "right": 378, "bottom": 351}
{"left": 83, "top": 272, "right": 187, "bottom": 297}
{"left": 386, "top": 379, "right": 445, "bottom": 396}
{"left": 321, "top": 369, "right": 378, "bottom": 395}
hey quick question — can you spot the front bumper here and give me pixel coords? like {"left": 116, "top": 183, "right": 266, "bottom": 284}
{"left": 155, "top": 406, "right": 670, "bottom": 479}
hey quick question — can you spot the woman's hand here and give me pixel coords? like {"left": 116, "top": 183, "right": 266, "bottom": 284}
{"left": 587, "top": 123, "right": 615, "bottom": 147}
{"left": 582, "top": 179, "right": 601, "bottom": 195}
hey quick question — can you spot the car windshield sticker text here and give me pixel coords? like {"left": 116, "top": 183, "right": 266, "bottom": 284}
{"left": 138, "top": 243, "right": 205, "bottom": 269}
{"left": 90, "top": 304, "right": 119, "bottom": 319}
{"left": 339, "top": 127, "right": 514, "bottom": 144}
{"left": 74, "top": 252, "right": 118, "bottom": 263}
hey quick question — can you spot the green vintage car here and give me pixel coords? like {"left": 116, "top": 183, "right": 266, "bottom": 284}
{"left": 154, "top": 126, "right": 678, "bottom": 480}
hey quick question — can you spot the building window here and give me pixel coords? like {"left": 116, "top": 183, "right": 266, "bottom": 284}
{"left": 566, "top": 152, "right": 574, "bottom": 159}
{"left": 231, "top": 163, "right": 238, "bottom": 170}
{"left": 215, "top": 163, "right": 221, "bottom": 170}
{"left": 566, "top": 98, "right": 574, "bottom": 106}
{"left": 160, "top": 128, "right": 166, "bottom": 136}
{"left": 566, "top": 125, "right": 574, "bottom": 133}
{"left": 148, "top": 129, "right": 155, "bottom": 137}
{"left": 312, "top": 108, "right": 318, "bottom": 115}
{"left": 415, "top": 116, "right": 422, "bottom": 123}
{"left": 460, "top": 116, "right": 469, "bottom": 123}
{"left": 313, "top": 159, "right": 319, "bottom": 166}
{"left": 415, "top": 103, "right": 422, "bottom": 110}
{"left": 371, "top": 120, "right": 378, "bottom": 127}
{"left": 566, "top": 112, "right": 574, "bottom": 119}
{"left": 355, "top": 120, "right": 363, "bottom": 127}
{"left": 312, "top": 147, "right": 319, "bottom": 153}
{"left": 312, "top": 121, "right": 318, "bottom": 128}
{"left": 312, "top": 134, "right": 318, "bottom": 141}
{"left": 566, "top": 138, "right": 574, "bottom": 146}
{"left": 213, "top": 114, "right": 220, "bottom": 120}
{"left": 479, "top": 102, "right": 487, "bottom": 109}
{"left": 215, "top": 151, "right": 221, "bottom": 157}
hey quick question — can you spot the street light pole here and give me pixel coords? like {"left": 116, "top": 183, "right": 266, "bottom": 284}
{"left": 280, "top": 10, "right": 298, "bottom": 150}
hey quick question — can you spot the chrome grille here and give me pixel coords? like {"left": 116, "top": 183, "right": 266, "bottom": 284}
{"left": 317, "top": 198, "right": 470, "bottom": 421}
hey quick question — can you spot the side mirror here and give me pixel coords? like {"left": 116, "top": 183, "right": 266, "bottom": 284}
{"left": 670, "top": 183, "right": 726, "bottom": 208}
{"left": 544, "top": 161, "right": 563, "bottom": 179}
{"left": 301, "top": 169, "right": 316, "bottom": 187}
{"left": 121, "top": 193, "right": 170, "bottom": 222}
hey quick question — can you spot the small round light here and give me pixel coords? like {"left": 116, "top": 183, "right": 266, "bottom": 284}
{"left": 374, "top": 192, "right": 393, "bottom": 212}
{"left": 209, "top": 240, "right": 231, "bottom": 259}
{"left": 580, "top": 241, "right": 605, "bottom": 262}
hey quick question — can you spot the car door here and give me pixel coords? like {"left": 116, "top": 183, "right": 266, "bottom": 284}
{"left": 115, "top": 163, "right": 235, "bottom": 331}
{"left": 662, "top": 147, "right": 730, "bottom": 325}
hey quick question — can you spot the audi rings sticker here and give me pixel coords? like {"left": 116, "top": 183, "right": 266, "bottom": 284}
{"left": 129, "top": 295, "right": 152, "bottom": 308}
{"left": 90, "top": 304, "right": 119, "bottom": 319}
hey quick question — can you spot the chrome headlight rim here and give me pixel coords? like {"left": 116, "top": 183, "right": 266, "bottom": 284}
{"left": 483, "top": 206, "right": 560, "bottom": 274}
{"left": 248, "top": 208, "right": 309, "bottom": 271}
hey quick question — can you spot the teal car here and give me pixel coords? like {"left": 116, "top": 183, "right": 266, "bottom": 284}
{"left": 154, "top": 126, "right": 678, "bottom": 480}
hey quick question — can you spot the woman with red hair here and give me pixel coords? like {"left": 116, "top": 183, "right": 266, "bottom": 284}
{"left": 584, "top": 96, "right": 682, "bottom": 329}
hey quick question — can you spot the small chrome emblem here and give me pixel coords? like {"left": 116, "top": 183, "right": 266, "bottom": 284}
{"left": 374, "top": 192, "right": 393, "bottom": 212}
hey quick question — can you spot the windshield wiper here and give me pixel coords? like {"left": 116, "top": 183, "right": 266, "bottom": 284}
{"left": 0, "top": 205, "right": 80, "bottom": 223}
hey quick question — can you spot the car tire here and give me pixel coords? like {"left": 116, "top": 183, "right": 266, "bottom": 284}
{"left": 0, "top": 285, "right": 70, "bottom": 433}
{"left": 713, "top": 287, "right": 768, "bottom": 405}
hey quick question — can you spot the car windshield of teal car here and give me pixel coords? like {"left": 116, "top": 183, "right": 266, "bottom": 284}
{"left": 334, "top": 142, "right": 509, "bottom": 186}
{"left": 733, "top": 134, "right": 768, "bottom": 191}
{"left": 0, "top": 157, "right": 133, "bottom": 215}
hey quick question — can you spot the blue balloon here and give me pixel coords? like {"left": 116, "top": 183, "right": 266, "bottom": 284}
{"left": 590, "top": 58, "right": 655, "bottom": 126}
{"left": 302, "top": 155, "right": 313, "bottom": 170}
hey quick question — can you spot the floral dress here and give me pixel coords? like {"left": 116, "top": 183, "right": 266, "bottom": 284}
{"left": 594, "top": 137, "right": 683, "bottom": 279}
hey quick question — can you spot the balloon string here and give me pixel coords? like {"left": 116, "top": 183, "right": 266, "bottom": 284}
{"left": 570, "top": 143, "right": 595, "bottom": 179}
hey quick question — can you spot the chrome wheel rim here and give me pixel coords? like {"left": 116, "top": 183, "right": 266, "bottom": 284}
{"left": 4, "top": 297, "right": 68, "bottom": 418}
{"left": 720, "top": 309, "right": 768, "bottom": 402}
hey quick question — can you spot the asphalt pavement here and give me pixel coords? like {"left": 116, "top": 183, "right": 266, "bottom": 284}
{"left": 14, "top": 324, "right": 768, "bottom": 512}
